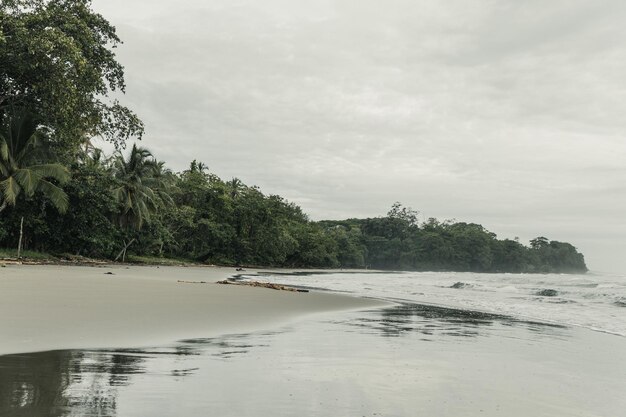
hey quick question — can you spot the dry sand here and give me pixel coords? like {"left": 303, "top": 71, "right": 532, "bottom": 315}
{"left": 0, "top": 264, "right": 388, "bottom": 355}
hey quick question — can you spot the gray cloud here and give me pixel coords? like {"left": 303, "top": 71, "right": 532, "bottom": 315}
{"left": 94, "top": 0, "right": 626, "bottom": 272}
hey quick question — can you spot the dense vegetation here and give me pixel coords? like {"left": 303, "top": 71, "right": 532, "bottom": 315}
{"left": 318, "top": 208, "right": 587, "bottom": 273}
{"left": 0, "top": 145, "right": 588, "bottom": 273}
{"left": 0, "top": 0, "right": 587, "bottom": 273}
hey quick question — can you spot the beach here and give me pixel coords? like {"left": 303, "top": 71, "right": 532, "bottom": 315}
{"left": 1, "top": 267, "right": 625, "bottom": 417}
{"left": 0, "top": 265, "right": 388, "bottom": 355}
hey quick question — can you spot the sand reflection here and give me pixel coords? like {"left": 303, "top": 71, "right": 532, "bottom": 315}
{"left": 0, "top": 304, "right": 575, "bottom": 417}
{"left": 0, "top": 350, "right": 141, "bottom": 416}
{"left": 0, "top": 332, "right": 280, "bottom": 417}
{"left": 339, "top": 302, "right": 569, "bottom": 340}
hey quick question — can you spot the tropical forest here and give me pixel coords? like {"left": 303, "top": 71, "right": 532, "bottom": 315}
{"left": 0, "top": 0, "right": 587, "bottom": 273}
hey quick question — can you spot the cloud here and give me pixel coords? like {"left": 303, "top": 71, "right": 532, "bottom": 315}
{"left": 93, "top": 0, "right": 626, "bottom": 272}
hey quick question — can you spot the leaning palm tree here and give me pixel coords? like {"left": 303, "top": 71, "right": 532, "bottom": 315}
{"left": 0, "top": 108, "right": 69, "bottom": 213}
{"left": 111, "top": 144, "right": 173, "bottom": 260}
{"left": 111, "top": 144, "right": 160, "bottom": 230}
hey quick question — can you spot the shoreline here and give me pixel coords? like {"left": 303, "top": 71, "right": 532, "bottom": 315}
{"left": 2, "top": 267, "right": 625, "bottom": 417}
{"left": 0, "top": 253, "right": 588, "bottom": 275}
{"left": 0, "top": 264, "right": 390, "bottom": 356}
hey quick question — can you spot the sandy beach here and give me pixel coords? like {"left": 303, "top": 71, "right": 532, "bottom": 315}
{"left": 0, "top": 264, "right": 388, "bottom": 355}
{"left": 1, "top": 267, "right": 625, "bottom": 417}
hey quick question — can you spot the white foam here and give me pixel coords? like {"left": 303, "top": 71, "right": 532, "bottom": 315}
{"left": 241, "top": 270, "right": 626, "bottom": 337}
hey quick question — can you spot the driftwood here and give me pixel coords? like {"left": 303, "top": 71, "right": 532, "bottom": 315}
{"left": 216, "top": 280, "right": 309, "bottom": 293}
{"left": 0, "top": 257, "right": 108, "bottom": 267}
{"left": 177, "top": 280, "right": 208, "bottom": 284}
{"left": 0, "top": 260, "right": 22, "bottom": 265}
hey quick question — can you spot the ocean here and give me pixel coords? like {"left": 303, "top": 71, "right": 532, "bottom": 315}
{"left": 237, "top": 270, "right": 626, "bottom": 337}
{"left": 1, "top": 270, "right": 625, "bottom": 417}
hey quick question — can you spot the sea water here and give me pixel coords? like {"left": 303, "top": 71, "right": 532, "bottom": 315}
{"left": 237, "top": 270, "right": 626, "bottom": 337}
{"left": 1, "top": 270, "right": 625, "bottom": 417}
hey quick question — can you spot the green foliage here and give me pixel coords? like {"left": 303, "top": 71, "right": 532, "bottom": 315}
{"left": 0, "top": 1, "right": 588, "bottom": 273}
{"left": 159, "top": 164, "right": 311, "bottom": 266}
{"left": 529, "top": 240, "right": 587, "bottom": 273}
{"left": 491, "top": 239, "right": 529, "bottom": 273}
{"left": 47, "top": 161, "right": 120, "bottom": 257}
{"left": 111, "top": 144, "right": 170, "bottom": 231}
{"left": 0, "top": 159, "right": 119, "bottom": 257}
{"left": 0, "top": 107, "right": 69, "bottom": 213}
{"left": 326, "top": 225, "right": 366, "bottom": 268}
{"left": 387, "top": 201, "right": 419, "bottom": 227}
{"left": 0, "top": 247, "right": 55, "bottom": 260}
{"left": 0, "top": 0, "right": 143, "bottom": 152}
{"left": 319, "top": 204, "right": 587, "bottom": 273}
{"left": 0, "top": 150, "right": 589, "bottom": 273}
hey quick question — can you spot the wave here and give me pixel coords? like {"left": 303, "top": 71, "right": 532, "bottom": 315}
{"left": 535, "top": 289, "right": 558, "bottom": 297}
{"left": 449, "top": 282, "right": 473, "bottom": 289}
{"left": 614, "top": 299, "right": 626, "bottom": 308}
{"left": 572, "top": 283, "right": 599, "bottom": 288}
{"left": 238, "top": 270, "right": 626, "bottom": 338}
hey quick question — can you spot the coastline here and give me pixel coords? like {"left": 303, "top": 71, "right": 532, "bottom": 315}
{"left": 2, "top": 266, "right": 626, "bottom": 417}
{"left": 0, "top": 264, "right": 390, "bottom": 356}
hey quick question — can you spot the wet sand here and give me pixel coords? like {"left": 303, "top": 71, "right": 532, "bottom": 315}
{"left": 2, "top": 267, "right": 625, "bottom": 416}
{"left": 2, "top": 300, "right": 625, "bottom": 417}
{"left": 0, "top": 265, "right": 388, "bottom": 355}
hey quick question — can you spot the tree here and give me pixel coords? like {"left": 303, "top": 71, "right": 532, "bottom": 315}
{"left": 387, "top": 201, "right": 419, "bottom": 227}
{"left": 0, "top": 107, "right": 69, "bottom": 213}
{"left": 110, "top": 144, "right": 174, "bottom": 261}
{"left": 0, "top": 0, "right": 143, "bottom": 152}
{"left": 446, "top": 222, "right": 495, "bottom": 271}
{"left": 111, "top": 144, "right": 167, "bottom": 230}
{"left": 530, "top": 236, "right": 549, "bottom": 250}
{"left": 226, "top": 178, "right": 245, "bottom": 199}
{"left": 21, "top": 159, "right": 121, "bottom": 257}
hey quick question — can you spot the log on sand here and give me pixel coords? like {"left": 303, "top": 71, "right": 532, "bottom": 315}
{"left": 215, "top": 280, "right": 309, "bottom": 293}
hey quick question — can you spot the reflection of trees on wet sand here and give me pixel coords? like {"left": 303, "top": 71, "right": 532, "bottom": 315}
{"left": 0, "top": 351, "right": 72, "bottom": 417}
{"left": 0, "top": 334, "right": 272, "bottom": 416}
{"left": 349, "top": 303, "right": 568, "bottom": 339}
{"left": 0, "top": 350, "right": 144, "bottom": 417}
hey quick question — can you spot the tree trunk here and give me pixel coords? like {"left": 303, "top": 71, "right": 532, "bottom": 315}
{"left": 17, "top": 217, "right": 24, "bottom": 259}
{"left": 114, "top": 238, "right": 136, "bottom": 262}
{"left": 0, "top": 200, "right": 7, "bottom": 213}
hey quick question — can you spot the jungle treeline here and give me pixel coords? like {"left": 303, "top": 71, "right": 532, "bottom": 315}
{"left": 0, "top": 0, "right": 587, "bottom": 273}
{"left": 0, "top": 150, "right": 587, "bottom": 273}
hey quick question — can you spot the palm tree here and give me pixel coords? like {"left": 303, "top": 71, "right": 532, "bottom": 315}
{"left": 226, "top": 177, "right": 245, "bottom": 199}
{"left": 111, "top": 144, "right": 160, "bottom": 230}
{"left": 111, "top": 144, "right": 172, "bottom": 260}
{"left": 150, "top": 160, "right": 177, "bottom": 206}
{"left": 188, "top": 159, "right": 209, "bottom": 174}
{"left": 0, "top": 107, "right": 69, "bottom": 213}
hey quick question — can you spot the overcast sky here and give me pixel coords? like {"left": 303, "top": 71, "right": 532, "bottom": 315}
{"left": 92, "top": 0, "right": 626, "bottom": 273}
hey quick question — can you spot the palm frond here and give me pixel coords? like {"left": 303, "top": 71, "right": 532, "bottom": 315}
{"left": 110, "top": 143, "right": 176, "bottom": 230}
{"left": 13, "top": 168, "right": 42, "bottom": 196}
{"left": 0, "top": 159, "right": 9, "bottom": 177}
{"left": 30, "top": 164, "right": 70, "bottom": 184}
{"left": 10, "top": 110, "right": 40, "bottom": 164}
{"left": 36, "top": 179, "right": 69, "bottom": 213}
{"left": 0, "top": 137, "right": 8, "bottom": 161}
{"left": 0, "top": 176, "right": 21, "bottom": 206}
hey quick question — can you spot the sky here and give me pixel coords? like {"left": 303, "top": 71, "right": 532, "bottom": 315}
{"left": 92, "top": 0, "right": 626, "bottom": 273}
